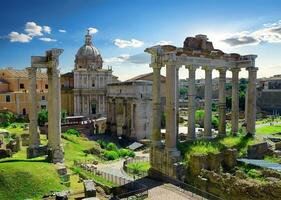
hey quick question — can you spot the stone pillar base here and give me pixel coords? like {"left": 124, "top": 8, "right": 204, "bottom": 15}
{"left": 150, "top": 146, "right": 181, "bottom": 178}
{"left": 47, "top": 146, "right": 64, "bottom": 163}
{"left": 27, "top": 146, "right": 48, "bottom": 159}
{"left": 110, "top": 123, "right": 117, "bottom": 135}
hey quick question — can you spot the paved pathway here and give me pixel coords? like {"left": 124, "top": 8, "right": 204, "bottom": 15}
{"left": 238, "top": 158, "right": 281, "bottom": 171}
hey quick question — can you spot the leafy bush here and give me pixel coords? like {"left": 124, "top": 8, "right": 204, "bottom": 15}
{"left": 212, "top": 116, "right": 219, "bottom": 129}
{"left": 247, "top": 169, "right": 263, "bottom": 179}
{"left": 0, "top": 112, "right": 15, "bottom": 127}
{"left": 37, "top": 109, "right": 48, "bottom": 126}
{"left": 106, "top": 142, "right": 118, "bottom": 151}
{"left": 65, "top": 128, "right": 80, "bottom": 137}
{"left": 97, "top": 140, "right": 107, "bottom": 149}
{"left": 104, "top": 150, "right": 119, "bottom": 160}
{"left": 118, "top": 148, "right": 135, "bottom": 158}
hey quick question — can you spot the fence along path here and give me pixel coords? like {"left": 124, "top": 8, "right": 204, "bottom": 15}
{"left": 74, "top": 160, "right": 132, "bottom": 186}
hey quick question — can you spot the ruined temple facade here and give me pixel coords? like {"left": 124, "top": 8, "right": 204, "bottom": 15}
{"left": 73, "top": 31, "right": 116, "bottom": 117}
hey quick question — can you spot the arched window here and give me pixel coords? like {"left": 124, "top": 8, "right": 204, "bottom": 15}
{"left": 23, "top": 108, "right": 26, "bottom": 115}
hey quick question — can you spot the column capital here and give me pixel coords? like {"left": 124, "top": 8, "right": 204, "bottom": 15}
{"left": 27, "top": 67, "right": 37, "bottom": 75}
{"left": 201, "top": 66, "right": 213, "bottom": 72}
{"left": 230, "top": 67, "right": 241, "bottom": 73}
{"left": 185, "top": 65, "right": 197, "bottom": 71}
{"left": 246, "top": 67, "right": 258, "bottom": 72}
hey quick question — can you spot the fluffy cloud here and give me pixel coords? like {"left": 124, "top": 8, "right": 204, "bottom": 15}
{"left": 153, "top": 40, "right": 173, "bottom": 46}
{"left": 43, "top": 26, "right": 51, "bottom": 34}
{"left": 59, "top": 29, "right": 66, "bottom": 33}
{"left": 8, "top": 32, "right": 32, "bottom": 43}
{"left": 88, "top": 27, "right": 98, "bottom": 35}
{"left": 223, "top": 20, "right": 281, "bottom": 46}
{"left": 104, "top": 53, "right": 150, "bottom": 64}
{"left": 39, "top": 37, "right": 57, "bottom": 42}
{"left": 113, "top": 39, "right": 144, "bottom": 48}
{"left": 25, "top": 22, "right": 43, "bottom": 36}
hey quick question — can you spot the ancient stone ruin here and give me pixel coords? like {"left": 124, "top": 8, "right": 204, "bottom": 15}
{"left": 145, "top": 34, "right": 258, "bottom": 178}
{"left": 27, "top": 48, "right": 64, "bottom": 163}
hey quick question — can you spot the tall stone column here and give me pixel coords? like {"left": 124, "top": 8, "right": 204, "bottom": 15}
{"left": 165, "top": 62, "right": 177, "bottom": 151}
{"left": 186, "top": 65, "right": 197, "bottom": 140}
{"left": 246, "top": 67, "right": 258, "bottom": 136}
{"left": 203, "top": 67, "right": 213, "bottom": 138}
{"left": 130, "top": 102, "right": 135, "bottom": 137}
{"left": 151, "top": 64, "right": 162, "bottom": 147}
{"left": 111, "top": 99, "right": 117, "bottom": 134}
{"left": 218, "top": 68, "right": 226, "bottom": 136}
{"left": 47, "top": 68, "right": 54, "bottom": 147}
{"left": 176, "top": 66, "right": 180, "bottom": 141}
{"left": 27, "top": 67, "right": 40, "bottom": 148}
{"left": 231, "top": 68, "right": 240, "bottom": 136}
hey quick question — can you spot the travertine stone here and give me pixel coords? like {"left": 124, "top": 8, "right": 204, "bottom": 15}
{"left": 27, "top": 67, "right": 40, "bottom": 148}
{"left": 186, "top": 65, "right": 197, "bottom": 139}
{"left": 203, "top": 67, "right": 212, "bottom": 138}
{"left": 151, "top": 64, "right": 162, "bottom": 146}
{"left": 47, "top": 68, "right": 54, "bottom": 148}
{"left": 231, "top": 68, "right": 240, "bottom": 136}
{"left": 218, "top": 68, "right": 226, "bottom": 136}
{"left": 246, "top": 67, "right": 258, "bottom": 136}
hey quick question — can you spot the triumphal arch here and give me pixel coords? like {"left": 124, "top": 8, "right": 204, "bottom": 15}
{"left": 145, "top": 34, "right": 258, "bottom": 178}
{"left": 27, "top": 48, "right": 64, "bottom": 163}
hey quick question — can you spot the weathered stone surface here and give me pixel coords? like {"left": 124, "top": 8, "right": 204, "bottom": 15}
{"left": 189, "top": 154, "right": 208, "bottom": 176}
{"left": 247, "top": 142, "right": 269, "bottom": 159}
{"left": 21, "top": 133, "right": 29, "bottom": 146}
{"left": 0, "top": 149, "right": 12, "bottom": 159}
{"left": 27, "top": 146, "right": 47, "bottom": 158}
{"left": 56, "top": 163, "right": 68, "bottom": 176}
{"left": 207, "top": 152, "right": 222, "bottom": 172}
{"left": 275, "top": 141, "right": 281, "bottom": 150}
{"left": 83, "top": 180, "right": 96, "bottom": 198}
{"left": 222, "top": 148, "right": 237, "bottom": 170}
{"left": 0, "top": 135, "right": 5, "bottom": 149}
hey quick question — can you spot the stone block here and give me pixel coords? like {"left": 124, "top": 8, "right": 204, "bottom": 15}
{"left": 21, "top": 134, "right": 29, "bottom": 146}
{"left": 222, "top": 148, "right": 237, "bottom": 170}
{"left": 0, "top": 149, "right": 12, "bottom": 159}
{"left": 275, "top": 141, "right": 281, "bottom": 150}
{"left": 0, "top": 135, "right": 5, "bottom": 149}
{"left": 247, "top": 142, "right": 268, "bottom": 159}
{"left": 27, "top": 146, "right": 47, "bottom": 158}
{"left": 207, "top": 152, "right": 222, "bottom": 172}
{"left": 83, "top": 180, "right": 96, "bottom": 198}
{"left": 56, "top": 163, "right": 68, "bottom": 176}
{"left": 0, "top": 131, "right": 10, "bottom": 137}
{"left": 190, "top": 154, "right": 208, "bottom": 176}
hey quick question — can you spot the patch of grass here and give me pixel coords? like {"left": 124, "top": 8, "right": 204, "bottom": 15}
{"left": 220, "top": 136, "right": 242, "bottom": 148}
{"left": 72, "top": 166, "right": 118, "bottom": 188}
{"left": 127, "top": 162, "right": 150, "bottom": 173}
{"left": 264, "top": 155, "right": 281, "bottom": 163}
{"left": 256, "top": 124, "right": 281, "bottom": 135}
{"left": 0, "top": 161, "right": 66, "bottom": 200}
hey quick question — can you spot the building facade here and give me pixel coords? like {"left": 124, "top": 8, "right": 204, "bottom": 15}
{"left": 73, "top": 31, "right": 116, "bottom": 117}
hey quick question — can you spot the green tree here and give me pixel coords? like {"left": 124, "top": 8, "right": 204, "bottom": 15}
{"left": 179, "top": 87, "right": 188, "bottom": 98}
{"left": 38, "top": 109, "right": 48, "bottom": 126}
{"left": 0, "top": 112, "right": 15, "bottom": 127}
{"left": 61, "top": 109, "right": 67, "bottom": 123}
{"left": 226, "top": 96, "right": 232, "bottom": 110}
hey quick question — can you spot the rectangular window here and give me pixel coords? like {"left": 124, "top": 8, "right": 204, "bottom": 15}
{"left": 42, "top": 96, "right": 45, "bottom": 100}
{"left": 20, "top": 83, "right": 24, "bottom": 89}
{"left": 45, "top": 84, "right": 48, "bottom": 89}
{"left": 6, "top": 95, "right": 10, "bottom": 102}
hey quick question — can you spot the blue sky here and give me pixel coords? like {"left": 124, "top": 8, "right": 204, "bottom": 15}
{"left": 1, "top": 0, "right": 281, "bottom": 80}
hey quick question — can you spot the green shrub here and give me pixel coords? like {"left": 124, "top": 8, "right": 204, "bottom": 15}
{"left": 247, "top": 169, "right": 263, "bottom": 179}
{"left": 97, "top": 140, "right": 107, "bottom": 149}
{"left": 106, "top": 142, "right": 118, "bottom": 151}
{"left": 118, "top": 148, "right": 135, "bottom": 158}
{"left": 212, "top": 116, "right": 219, "bottom": 129}
{"left": 104, "top": 150, "right": 119, "bottom": 160}
{"left": 65, "top": 128, "right": 80, "bottom": 137}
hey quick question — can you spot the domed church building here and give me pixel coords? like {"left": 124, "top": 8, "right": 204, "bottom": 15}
{"left": 73, "top": 30, "right": 117, "bottom": 117}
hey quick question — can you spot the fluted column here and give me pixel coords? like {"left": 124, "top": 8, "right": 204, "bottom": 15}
{"left": 231, "top": 68, "right": 240, "bottom": 136}
{"left": 151, "top": 64, "right": 162, "bottom": 147}
{"left": 27, "top": 67, "right": 40, "bottom": 148}
{"left": 203, "top": 67, "right": 213, "bottom": 138}
{"left": 165, "top": 62, "right": 177, "bottom": 150}
{"left": 218, "top": 68, "right": 226, "bottom": 136}
{"left": 246, "top": 67, "right": 258, "bottom": 136}
{"left": 186, "top": 65, "right": 197, "bottom": 140}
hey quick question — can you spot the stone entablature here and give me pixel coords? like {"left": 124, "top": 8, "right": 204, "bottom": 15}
{"left": 145, "top": 34, "right": 258, "bottom": 178}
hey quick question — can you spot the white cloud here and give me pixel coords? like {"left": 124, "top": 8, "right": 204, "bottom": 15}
{"left": 88, "top": 27, "right": 98, "bottom": 35}
{"left": 25, "top": 22, "right": 43, "bottom": 36}
{"left": 59, "top": 29, "right": 66, "bottom": 33}
{"left": 43, "top": 26, "right": 51, "bottom": 34}
{"left": 223, "top": 20, "right": 281, "bottom": 47}
{"left": 8, "top": 32, "right": 32, "bottom": 43}
{"left": 113, "top": 39, "right": 144, "bottom": 48}
{"left": 104, "top": 53, "right": 150, "bottom": 65}
{"left": 153, "top": 40, "right": 173, "bottom": 46}
{"left": 39, "top": 37, "right": 57, "bottom": 42}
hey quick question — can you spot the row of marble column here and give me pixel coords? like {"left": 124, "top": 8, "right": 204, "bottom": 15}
{"left": 151, "top": 63, "right": 258, "bottom": 150}
{"left": 27, "top": 66, "right": 62, "bottom": 159}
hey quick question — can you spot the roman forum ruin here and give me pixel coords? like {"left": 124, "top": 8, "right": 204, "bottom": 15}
{"left": 27, "top": 48, "right": 64, "bottom": 163}
{"left": 146, "top": 34, "right": 258, "bottom": 178}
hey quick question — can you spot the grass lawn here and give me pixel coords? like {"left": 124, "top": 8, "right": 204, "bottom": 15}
{"left": 256, "top": 124, "right": 281, "bottom": 135}
{"left": 127, "top": 161, "right": 150, "bottom": 173}
{"left": 0, "top": 158, "right": 66, "bottom": 200}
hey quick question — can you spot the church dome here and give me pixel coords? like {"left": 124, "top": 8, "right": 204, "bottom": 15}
{"left": 75, "top": 30, "right": 103, "bottom": 70}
